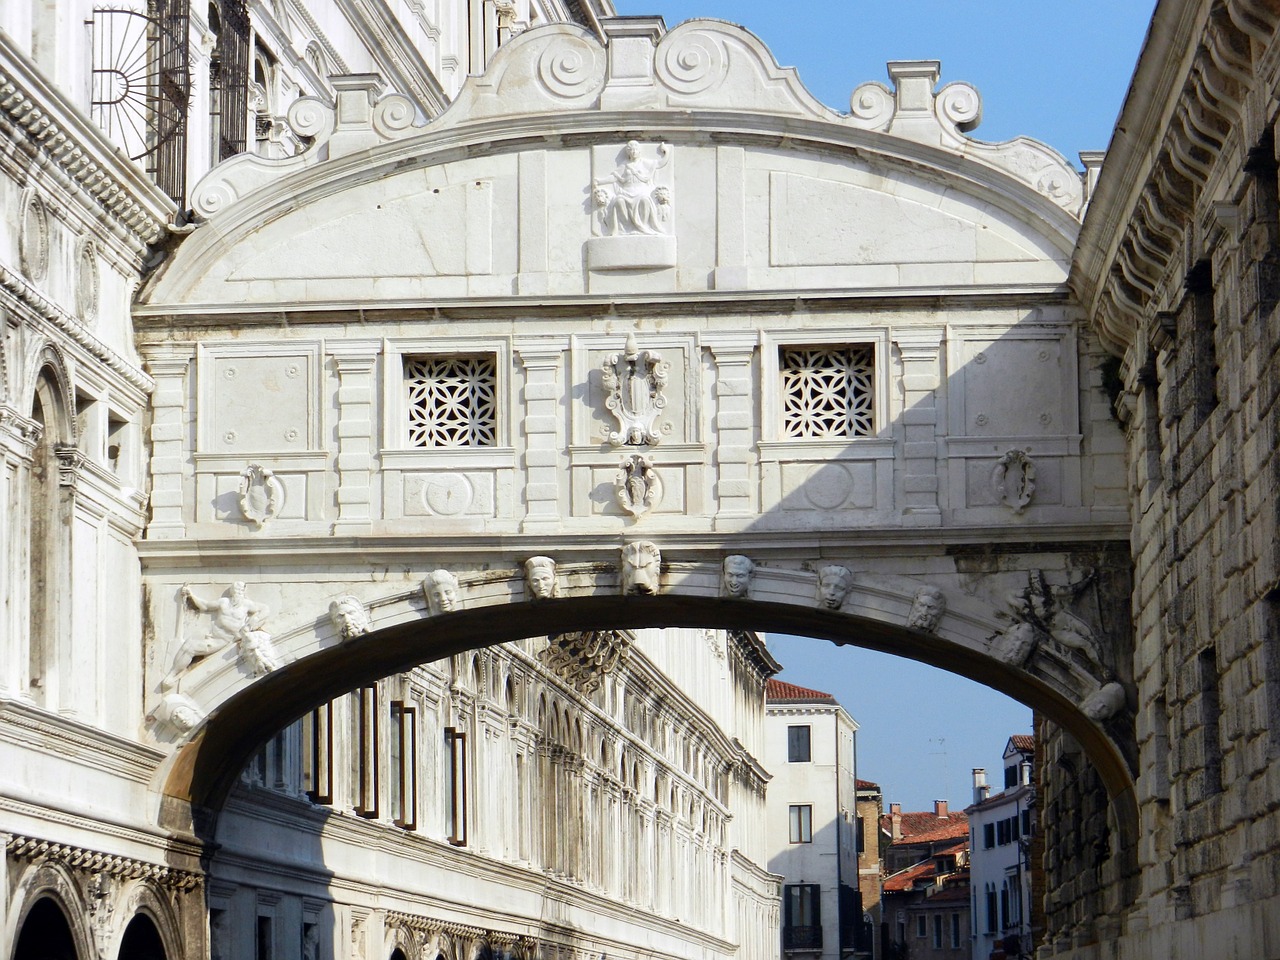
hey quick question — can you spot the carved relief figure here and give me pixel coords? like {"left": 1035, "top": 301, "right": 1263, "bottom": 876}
{"left": 990, "top": 569, "right": 1105, "bottom": 671}
{"left": 329, "top": 595, "right": 373, "bottom": 640}
{"left": 238, "top": 462, "right": 284, "bottom": 527}
{"left": 722, "top": 555, "right": 755, "bottom": 599}
{"left": 164, "top": 581, "right": 279, "bottom": 687}
{"left": 592, "top": 140, "right": 672, "bottom": 236}
{"left": 615, "top": 453, "right": 663, "bottom": 516}
{"left": 525, "top": 556, "right": 558, "bottom": 599}
{"left": 423, "top": 569, "right": 462, "bottom": 615}
{"left": 1081, "top": 681, "right": 1126, "bottom": 721}
{"left": 601, "top": 333, "right": 670, "bottom": 446}
{"left": 815, "top": 565, "right": 853, "bottom": 610}
{"left": 907, "top": 585, "right": 946, "bottom": 632}
{"left": 992, "top": 449, "right": 1037, "bottom": 513}
{"left": 152, "top": 692, "right": 205, "bottom": 734}
{"left": 621, "top": 541, "right": 662, "bottom": 595}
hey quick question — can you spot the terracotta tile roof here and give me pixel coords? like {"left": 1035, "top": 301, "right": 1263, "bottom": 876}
{"left": 1008, "top": 734, "right": 1035, "bottom": 753}
{"left": 766, "top": 678, "right": 837, "bottom": 704}
{"left": 923, "top": 882, "right": 971, "bottom": 903}
{"left": 856, "top": 778, "right": 880, "bottom": 790}
{"left": 881, "top": 810, "right": 970, "bottom": 844}
{"left": 883, "top": 859, "right": 939, "bottom": 892}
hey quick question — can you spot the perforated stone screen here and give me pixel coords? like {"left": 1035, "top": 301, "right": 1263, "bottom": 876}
{"left": 405, "top": 355, "right": 497, "bottom": 447}
{"left": 780, "top": 346, "right": 875, "bottom": 438}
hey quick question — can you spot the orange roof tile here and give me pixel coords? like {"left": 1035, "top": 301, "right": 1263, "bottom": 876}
{"left": 1008, "top": 734, "right": 1035, "bottom": 753}
{"left": 766, "top": 678, "right": 837, "bottom": 703}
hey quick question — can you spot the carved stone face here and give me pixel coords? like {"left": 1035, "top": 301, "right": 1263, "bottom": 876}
{"left": 329, "top": 596, "right": 372, "bottom": 639}
{"left": 525, "top": 557, "right": 557, "bottom": 600}
{"left": 625, "top": 139, "right": 641, "bottom": 159}
{"left": 424, "top": 571, "right": 460, "bottom": 614}
{"left": 722, "top": 555, "right": 754, "bottom": 598}
{"left": 621, "top": 542, "right": 661, "bottom": 595}
{"left": 1082, "top": 681, "right": 1126, "bottom": 721}
{"left": 593, "top": 186, "right": 611, "bottom": 207}
{"left": 907, "top": 586, "right": 946, "bottom": 632}
{"left": 816, "top": 566, "right": 853, "bottom": 610}
{"left": 994, "top": 622, "right": 1038, "bottom": 666}
{"left": 229, "top": 580, "right": 247, "bottom": 602}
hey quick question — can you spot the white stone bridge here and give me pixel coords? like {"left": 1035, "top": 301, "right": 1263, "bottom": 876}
{"left": 132, "top": 12, "right": 1136, "bottom": 915}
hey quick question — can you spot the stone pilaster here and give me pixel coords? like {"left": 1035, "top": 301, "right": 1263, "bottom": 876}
{"left": 514, "top": 340, "right": 565, "bottom": 530}
{"left": 894, "top": 333, "right": 944, "bottom": 525}
{"left": 330, "top": 343, "right": 379, "bottom": 535}
{"left": 144, "top": 352, "right": 194, "bottom": 538}
{"left": 704, "top": 334, "right": 758, "bottom": 524}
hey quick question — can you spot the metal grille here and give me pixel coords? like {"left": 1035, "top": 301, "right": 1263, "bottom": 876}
{"left": 90, "top": 3, "right": 190, "bottom": 204}
{"left": 210, "top": 0, "right": 250, "bottom": 162}
{"left": 405, "top": 356, "right": 498, "bottom": 447}
{"left": 780, "top": 346, "right": 874, "bottom": 438}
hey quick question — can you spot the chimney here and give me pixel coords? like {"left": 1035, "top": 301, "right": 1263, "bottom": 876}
{"left": 972, "top": 768, "right": 989, "bottom": 805}
{"left": 1020, "top": 761, "right": 1033, "bottom": 787}
{"left": 934, "top": 799, "right": 949, "bottom": 819}
{"left": 889, "top": 803, "right": 902, "bottom": 840}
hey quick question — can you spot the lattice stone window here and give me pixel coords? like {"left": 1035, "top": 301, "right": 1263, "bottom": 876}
{"left": 780, "top": 345, "right": 875, "bottom": 438}
{"left": 405, "top": 355, "right": 497, "bottom": 447}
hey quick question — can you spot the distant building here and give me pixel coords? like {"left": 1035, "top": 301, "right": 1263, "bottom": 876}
{"left": 965, "top": 736, "right": 1038, "bottom": 960}
{"left": 766, "top": 679, "right": 876, "bottom": 960}
{"left": 881, "top": 838, "right": 970, "bottom": 960}
{"left": 880, "top": 800, "right": 970, "bottom": 875}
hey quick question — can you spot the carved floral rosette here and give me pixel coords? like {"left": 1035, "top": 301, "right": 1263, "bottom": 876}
{"left": 601, "top": 333, "right": 670, "bottom": 446}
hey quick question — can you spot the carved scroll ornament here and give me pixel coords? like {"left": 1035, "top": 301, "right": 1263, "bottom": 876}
{"left": 615, "top": 453, "right": 664, "bottom": 517}
{"left": 238, "top": 463, "right": 284, "bottom": 527}
{"left": 602, "top": 333, "right": 670, "bottom": 446}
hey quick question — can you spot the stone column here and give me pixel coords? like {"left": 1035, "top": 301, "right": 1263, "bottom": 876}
{"left": 0, "top": 413, "right": 38, "bottom": 697}
{"left": 514, "top": 340, "right": 565, "bottom": 530}
{"left": 894, "top": 333, "right": 945, "bottom": 525}
{"left": 330, "top": 342, "right": 379, "bottom": 535}
{"left": 144, "top": 351, "right": 194, "bottom": 538}
{"left": 704, "top": 334, "right": 759, "bottom": 524}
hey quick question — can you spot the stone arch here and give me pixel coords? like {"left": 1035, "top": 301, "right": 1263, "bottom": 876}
{"left": 24, "top": 341, "right": 76, "bottom": 447}
{"left": 117, "top": 911, "right": 167, "bottom": 959}
{"left": 153, "top": 580, "right": 1138, "bottom": 862}
{"left": 114, "top": 880, "right": 184, "bottom": 960}
{"left": 7, "top": 860, "right": 94, "bottom": 960}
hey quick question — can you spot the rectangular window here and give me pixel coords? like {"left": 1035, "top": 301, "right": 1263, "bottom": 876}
{"left": 915, "top": 915, "right": 926, "bottom": 938}
{"left": 389, "top": 701, "right": 417, "bottom": 830}
{"left": 1000, "top": 886, "right": 1010, "bottom": 929}
{"left": 405, "top": 355, "right": 497, "bottom": 447}
{"left": 302, "top": 701, "right": 333, "bottom": 804}
{"left": 1021, "top": 809, "right": 1031, "bottom": 836}
{"left": 780, "top": 345, "right": 874, "bottom": 439}
{"left": 788, "top": 724, "right": 812, "bottom": 762}
{"left": 986, "top": 889, "right": 998, "bottom": 933}
{"left": 1004, "top": 764, "right": 1017, "bottom": 788}
{"left": 445, "top": 727, "right": 468, "bottom": 845}
{"left": 950, "top": 912, "right": 961, "bottom": 948}
{"left": 255, "top": 915, "right": 273, "bottom": 960}
{"left": 855, "top": 816, "right": 865, "bottom": 854}
{"left": 783, "top": 884, "right": 822, "bottom": 950}
{"left": 354, "top": 686, "right": 378, "bottom": 818}
{"left": 789, "top": 804, "right": 813, "bottom": 843}
{"left": 983, "top": 822, "right": 995, "bottom": 849}
{"left": 932, "top": 915, "right": 942, "bottom": 949}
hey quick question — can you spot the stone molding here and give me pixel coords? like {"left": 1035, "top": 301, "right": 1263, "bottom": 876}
{"left": 0, "top": 264, "right": 155, "bottom": 394}
{"left": 181, "top": 19, "right": 1085, "bottom": 240}
{"left": 0, "top": 33, "right": 172, "bottom": 246}
{"left": 7, "top": 835, "right": 202, "bottom": 890}
{"left": 1072, "top": 0, "right": 1280, "bottom": 355}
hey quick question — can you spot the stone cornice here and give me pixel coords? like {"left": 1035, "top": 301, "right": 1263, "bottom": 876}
{"left": 0, "top": 263, "right": 155, "bottom": 395}
{"left": 0, "top": 31, "right": 173, "bottom": 247}
{"left": 1071, "top": 0, "right": 1280, "bottom": 356}
{"left": 0, "top": 700, "right": 165, "bottom": 785}
{"left": 7, "top": 834, "right": 202, "bottom": 890}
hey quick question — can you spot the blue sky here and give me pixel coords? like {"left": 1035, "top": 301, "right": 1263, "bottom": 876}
{"left": 613, "top": 0, "right": 1156, "bottom": 811}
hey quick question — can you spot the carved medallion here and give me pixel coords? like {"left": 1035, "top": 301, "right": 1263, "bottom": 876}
{"left": 238, "top": 463, "right": 284, "bottom": 527}
{"left": 615, "top": 453, "right": 663, "bottom": 517}
{"left": 75, "top": 238, "right": 99, "bottom": 322}
{"left": 19, "top": 188, "right": 49, "bottom": 282}
{"left": 601, "top": 333, "right": 670, "bottom": 446}
{"left": 992, "top": 449, "right": 1036, "bottom": 513}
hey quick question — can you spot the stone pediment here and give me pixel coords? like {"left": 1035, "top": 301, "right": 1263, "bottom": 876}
{"left": 147, "top": 18, "right": 1084, "bottom": 309}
